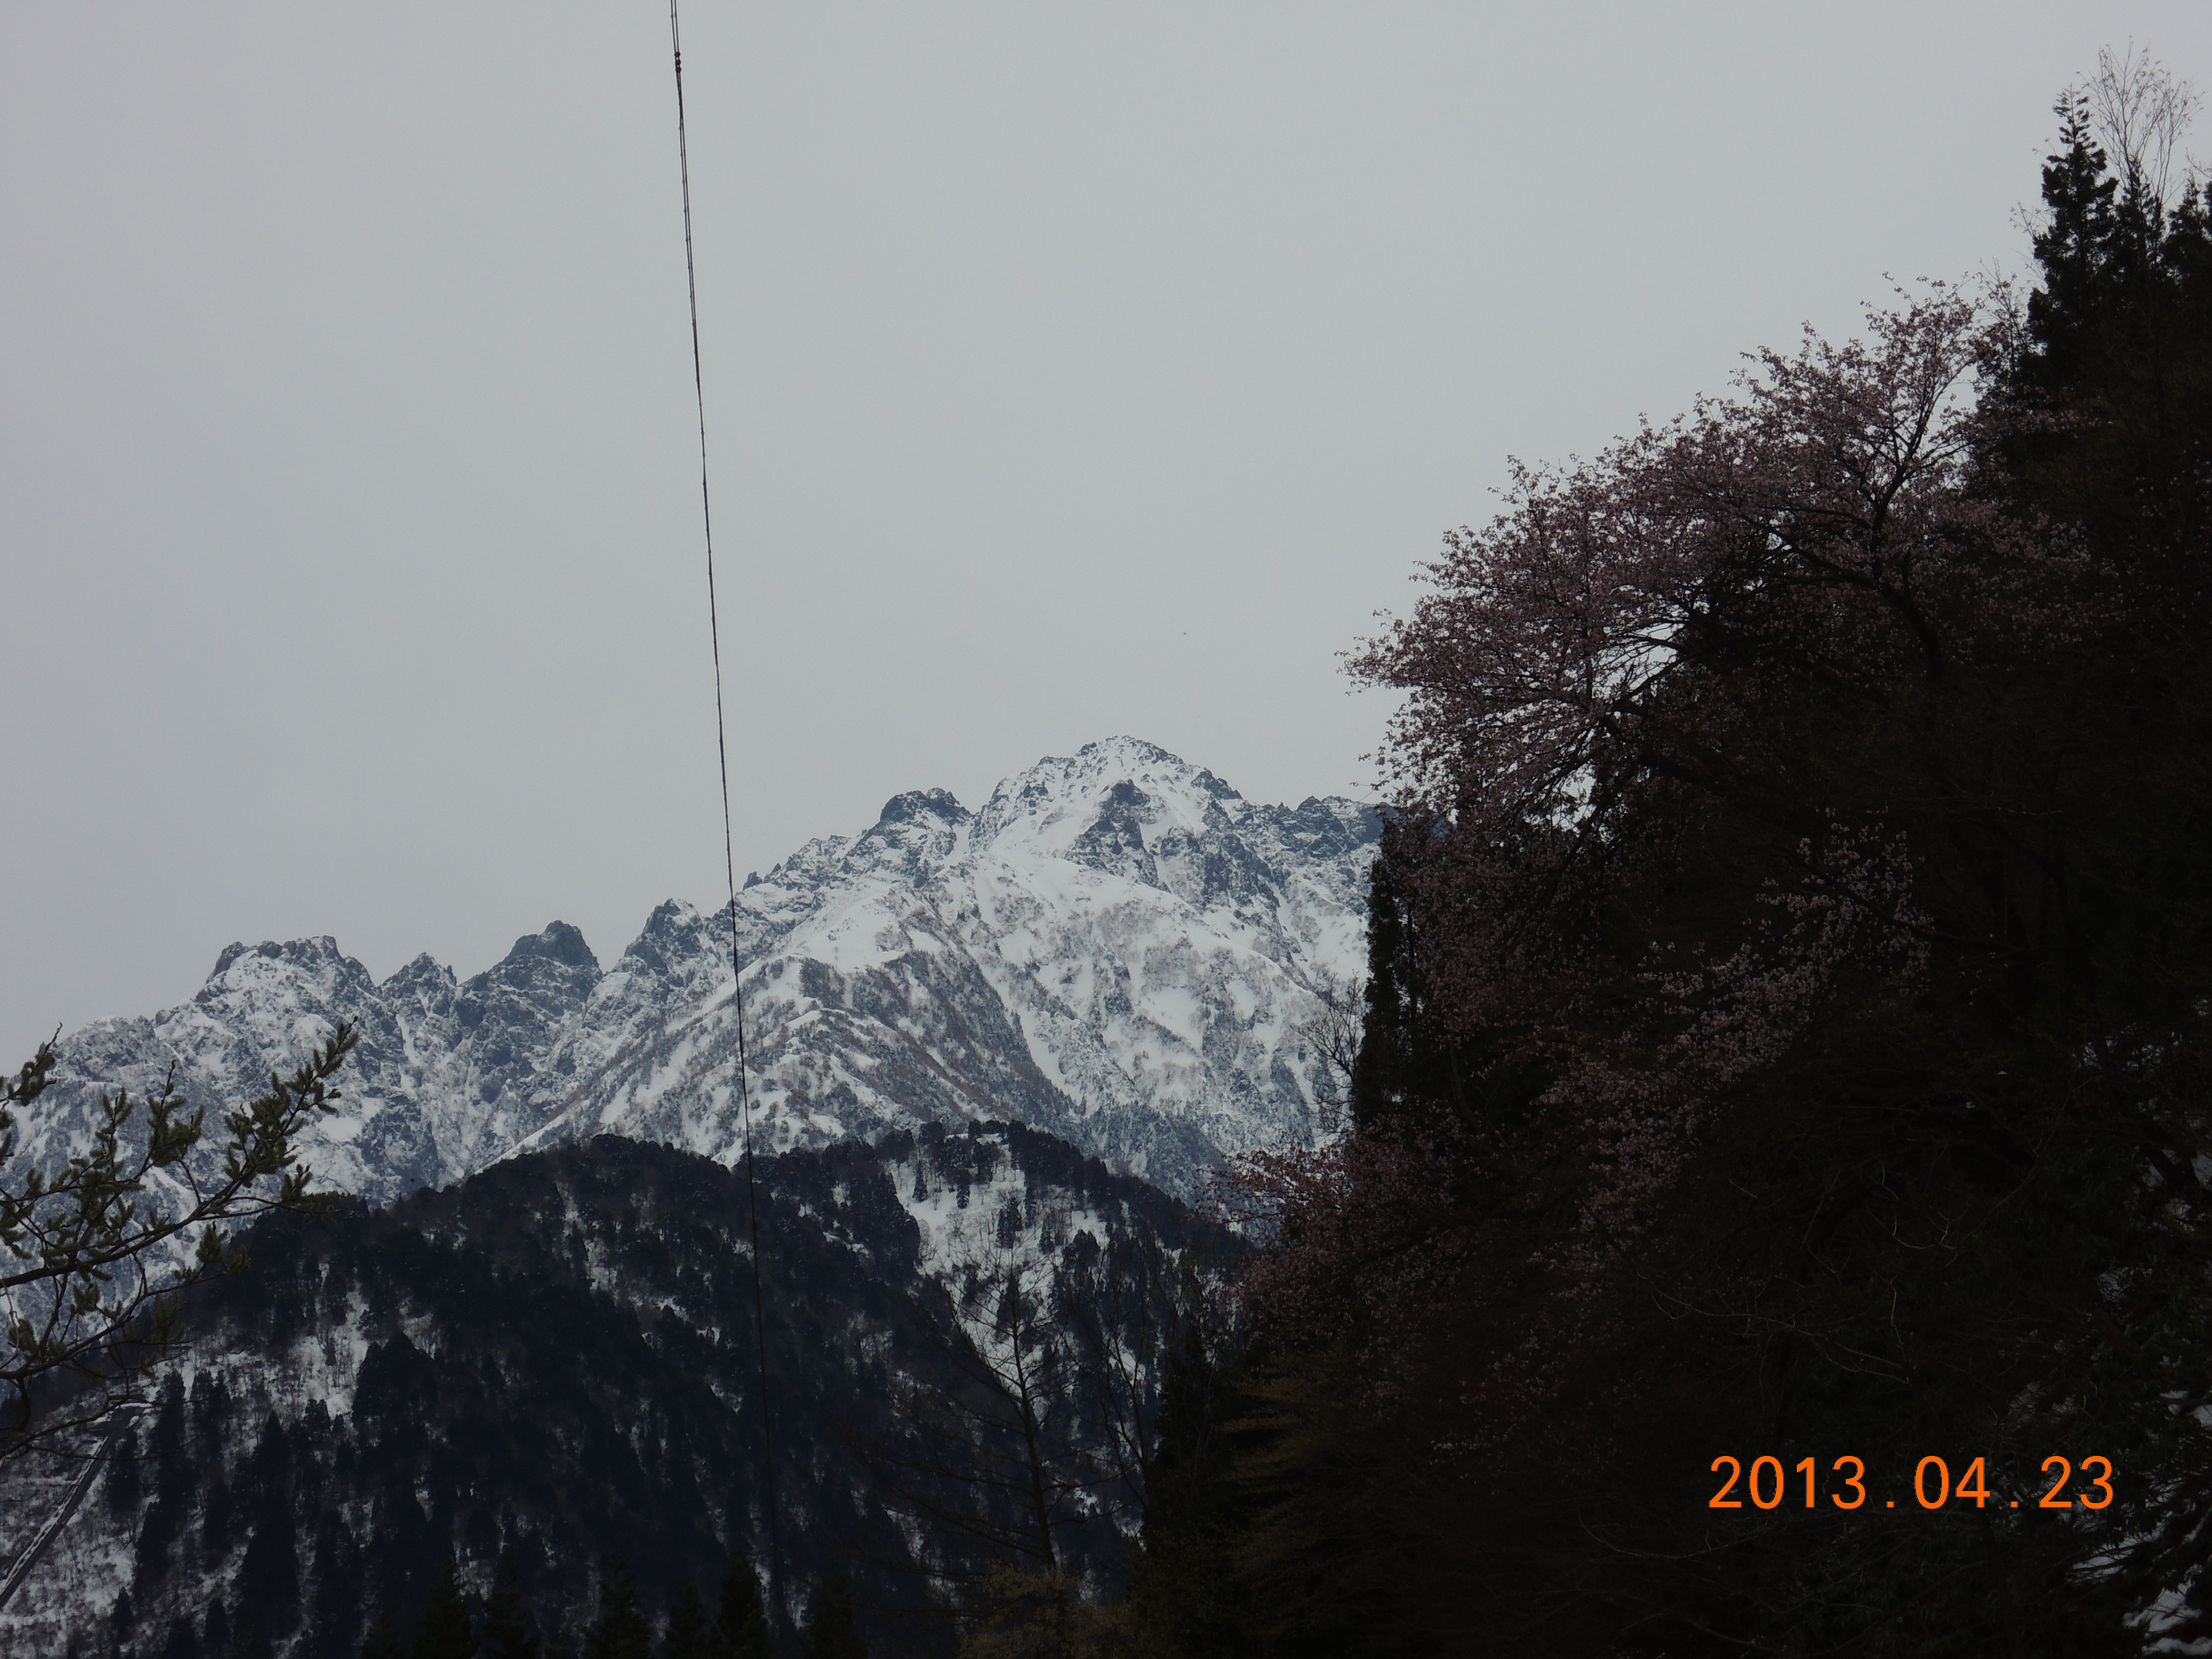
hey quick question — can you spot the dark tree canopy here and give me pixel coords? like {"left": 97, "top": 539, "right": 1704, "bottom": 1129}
{"left": 409, "top": 1569, "right": 475, "bottom": 1659}
{"left": 1203, "top": 51, "right": 2212, "bottom": 1659}
{"left": 478, "top": 1554, "right": 541, "bottom": 1659}
{"left": 708, "top": 1551, "right": 772, "bottom": 1659}
{"left": 798, "top": 1574, "right": 866, "bottom": 1659}
{"left": 580, "top": 1556, "right": 651, "bottom": 1659}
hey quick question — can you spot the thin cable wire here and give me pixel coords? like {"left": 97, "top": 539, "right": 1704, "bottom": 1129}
{"left": 668, "top": 0, "right": 784, "bottom": 1620}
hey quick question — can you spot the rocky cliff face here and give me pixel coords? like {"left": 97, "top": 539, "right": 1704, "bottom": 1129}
{"left": 20, "top": 739, "right": 1376, "bottom": 1205}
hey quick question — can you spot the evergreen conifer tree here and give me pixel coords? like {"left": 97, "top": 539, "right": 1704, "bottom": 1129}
{"left": 707, "top": 1551, "right": 771, "bottom": 1659}
{"left": 310, "top": 1516, "right": 367, "bottom": 1657}
{"left": 1346, "top": 853, "right": 1461, "bottom": 1127}
{"left": 479, "top": 1552, "right": 541, "bottom": 1659}
{"left": 661, "top": 1582, "right": 708, "bottom": 1659}
{"left": 1118, "top": 1326, "right": 1259, "bottom": 1657}
{"left": 581, "top": 1555, "right": 652, "bottom": 1659}
{"left": 411, "top": 1567, "right": 477, "bottom": 1659}
{"left": 360, "top": 1612, "right": 404, "bottom": 1659}
{"left": 237, "top": 1515, "right": 301, "bottom": 1616}
{"left": 103, "top": 1427, "right": 143, "bottom": 1518}
{"left": 797, "top": 1575, "right": 865, "bottom": 1659}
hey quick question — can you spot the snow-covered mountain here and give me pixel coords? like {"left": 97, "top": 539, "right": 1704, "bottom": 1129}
{"left": 22, "top": 739, "right": 1377, "bottom": 1204}
{"left": 0, "top": 1128, "right": 1228, "bottom": 1655}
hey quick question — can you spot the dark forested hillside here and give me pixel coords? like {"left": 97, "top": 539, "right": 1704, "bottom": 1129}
{"left": 0, "top": 1127, "right": 1224, "bottom": 1659}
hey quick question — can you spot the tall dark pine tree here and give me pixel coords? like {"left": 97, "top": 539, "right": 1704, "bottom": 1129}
{"left": 311, "top": 1515, "right": 367, "bottom": 1659}
{"left": 2009, "top": 69, "right": 2212, "bottom": 603}
{"left": 661, "top": 1583, "right": 708, "bottom": 1659}
{"left": 136, "top": 1375, "right": 190, "bottom": 1586}
{"left": 708, "top": 1551, "right": 771, "bottom": 1659}
{"left": 581, "top": 1556, "right": 652, "bottom": 1659}
{"left": 1346, "top": 846, "right": 1438, "bottom": 1128}
{"left": 797, "top": 1574, "right": 866, "bottom": 1659}
{"left": 410, "top": 1567, "right": 477, "bottom": 1659}
{"left": 103, "top": 1427, "right": 143, "bottom": 1519}
{"left": 2024, "top": 90, "right": 2126, "bottom": 387}
{"left": 236, "top": 1518, "right": 301, "bottom": 1623}
{"left": 479, "top": 1552, "right": 541, "bottom": 1659}
{"left": 359, "top": 1613, "right": 404, "bottom": 1659}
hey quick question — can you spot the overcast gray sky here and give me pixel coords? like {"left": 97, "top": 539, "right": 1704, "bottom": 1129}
{"left": 6, "top": 3, "right": 2209, "bottom": 1061}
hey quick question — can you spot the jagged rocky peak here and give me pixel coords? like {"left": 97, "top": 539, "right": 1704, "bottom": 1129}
{"left": 972, "top": 736, "right": 1240, "bottom": 854}
{"left": 496, "top": 919, "right": 598, "bottom": 973}
{"left": 23, "top": 739, "right": 1379, "bottom": 1208}
{"left": 452, "top": 922, "right": 600, "bottom": 1064}
{"left": 971, "top": 740, "right": 1309, "bottom": 914}
{"left": 853, "top": 786, "right": 972, "bottom": 873}
{"left": 204, "top": 934, "right": 375, "bottom": 1004}
{"left": 877, "top": 786, "right": 970, "bottom": 826}
{"left": 457, "top": 921, "right": 600, "bottom": 1030}
{"left": 758, "top": 832, "right": 858, "bottom": 894}
{"left": 624, "top": 898, "right": 709, "bottom": 963}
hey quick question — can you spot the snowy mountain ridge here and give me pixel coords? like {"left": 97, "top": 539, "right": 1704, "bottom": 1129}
{"left": 23, "top": 739, "right": 1379, "bottom": 1204}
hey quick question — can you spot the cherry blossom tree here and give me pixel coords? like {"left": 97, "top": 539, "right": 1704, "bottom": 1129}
{"left": 1214, "top": 260, "right": 2210, "bottom": 1649}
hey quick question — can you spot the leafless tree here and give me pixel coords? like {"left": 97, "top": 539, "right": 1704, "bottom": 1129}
{"left": 1294, "top": 972, "right": 1365, "bottom": 1138}
{"left": 2085, "top": 44, "right": 2200, "bottom": 211}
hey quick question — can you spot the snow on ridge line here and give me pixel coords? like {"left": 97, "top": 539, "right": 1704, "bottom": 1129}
{"left": 25, "top": 741, "right": 1380, "bottom": 1207}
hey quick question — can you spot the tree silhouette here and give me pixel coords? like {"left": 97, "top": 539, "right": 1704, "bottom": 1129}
{"left": 0, "top": 1025, "right": 356, "bottom": 1457}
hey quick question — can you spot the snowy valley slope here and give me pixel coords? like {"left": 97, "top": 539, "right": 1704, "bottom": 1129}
{"left": 21, "top": 739, "right": 1377, "bottom": 1203}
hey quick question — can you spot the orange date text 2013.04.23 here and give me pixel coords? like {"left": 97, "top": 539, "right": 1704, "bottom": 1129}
{"left": 1708, "top": 1455, "right": 2115, "bottom": 1512}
